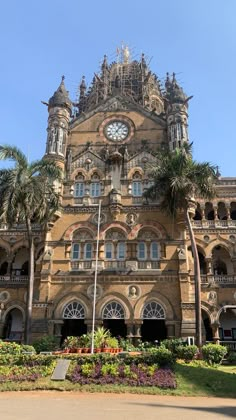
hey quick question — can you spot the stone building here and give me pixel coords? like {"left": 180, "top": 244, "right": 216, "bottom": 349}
{"left": 0, "top": 47, "right": 236, "bottom": 347}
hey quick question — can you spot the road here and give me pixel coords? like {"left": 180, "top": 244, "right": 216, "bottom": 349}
{"left": 0, "top": 392, "right": 235, "bottom": 420}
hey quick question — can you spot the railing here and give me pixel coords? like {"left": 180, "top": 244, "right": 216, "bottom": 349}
{"left": 200, "top": 275, "right": 236, "bottom": 285}
{"left": 0, "top": 223, "right": 41, "bottom": 230}
{"left": 138, "top": 261, "right": 160, "bottom": 269}
{"left": 220, "top": 341, "right": 236, "bottom": 351}
{"left": 0, "top": 276, "right": 29, "bottom": 284}
{"left": 71, "top": 261, "right": 92, "bottom": 270}
{"left": 104, "top": 261, "right": 126, "bottom": 269}
{"left": 192, "top": 220, "right": 236, "bottom": 228}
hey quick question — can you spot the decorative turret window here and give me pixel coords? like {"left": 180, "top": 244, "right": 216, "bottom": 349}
{"left": 132, "top": 172, "right": 142, "bottom": 196}
{"left": 90, "top": 173, "right": 101, "bottom": 197}
{"left": 74, "top": 174, "right": 85, "bottom": 197}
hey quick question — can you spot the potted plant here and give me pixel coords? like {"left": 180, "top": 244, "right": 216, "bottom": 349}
{"left": 94, "top": 327, "right": 110, "bottom": 352}
{"left": 79, "top": 334, "right": 91, "bottom": 353}
{"left": 63, "top": 336, "right": 81, "bottom": 353}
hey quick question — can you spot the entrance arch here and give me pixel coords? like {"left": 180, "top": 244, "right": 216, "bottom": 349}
{"left": 141, "top": 301, "right": 167, "bottom": 342}
{"left": 61, "top": 301, "right": 87, "bottom": 343}
{"left": 3, "top": 307, "right": 24, "bottom": 342}
{"left": 102, "top": 301, "right": 127, "bottom": 338}
{"left": 202, "top": 309, "right": 213, "bottom": 342}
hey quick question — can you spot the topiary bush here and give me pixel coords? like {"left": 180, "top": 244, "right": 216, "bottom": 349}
{"left": 227, "top": 351, "right": 236, "bottom": 365}
{"left": 176, "top": 345, "right": 198, "bottom": 362}
{"left": 32, "top": 335, "right": 60, "bottom": 353}
{"left": 202, "top": 343, "right": 227, "bottom": 365}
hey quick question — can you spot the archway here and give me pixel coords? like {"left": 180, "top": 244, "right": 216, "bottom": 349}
{"left": 102, "top": 301, "right": 127, "bottom": 338}
{"left": 60, "top": 301, "right": 87, "bottom": 344}
{"left": 141, "top": 301, "right": 167, "bottom": 343}
{"left": 202, "top": 310, "right": 213, "bottom": 342}
{"left": 219, "top": 306, "right": 236, "bottom": 341}
{"left": 3, "top": 308, "right": 23, "bottom": 342}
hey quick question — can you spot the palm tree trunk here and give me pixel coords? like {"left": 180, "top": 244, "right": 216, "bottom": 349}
{"left": 24, "top": 217, "right": 34, "bottom": 345}
{"left": 186, "top": 210, "right": 202, "bottom": 348}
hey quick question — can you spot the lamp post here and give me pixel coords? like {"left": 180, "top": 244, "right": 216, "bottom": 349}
{"left": 91, "top": 200, "right": 102, "bottom": 354}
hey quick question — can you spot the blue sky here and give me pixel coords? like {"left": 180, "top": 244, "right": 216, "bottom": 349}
{"left": 0, "top": 0, "right": 235, "bottom": 176}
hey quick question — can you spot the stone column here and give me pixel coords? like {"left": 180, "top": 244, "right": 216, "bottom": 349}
{"left": 125, "top": 322, "right": 134, "bottom": 343}
{"left": 165, "top": 322, "right": 176, "bottom": 339}
{"left": 133, "top": 320, "right": 143, "bottom": 346}
{"left": 212, "top": 322, "right": 220, "bottom": 344}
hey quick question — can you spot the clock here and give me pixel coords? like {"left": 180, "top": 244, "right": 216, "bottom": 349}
{"left": 104, "top": 121, "right": 129, "bottom": 141}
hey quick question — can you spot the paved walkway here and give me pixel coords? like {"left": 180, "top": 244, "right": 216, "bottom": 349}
{"left": 0, "top": 392, "right": 235, "bottom": 420}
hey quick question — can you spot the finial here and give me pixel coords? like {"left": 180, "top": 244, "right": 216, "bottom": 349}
{"left": 123, "top": 45, "right": 130, "bottom": 64}
{"left": 172, "top": 72, "right": 176, "bottom": 82}
{"left": 61, "top": 75, "right": 65, "bottom": 82}
{"left": 102, "top": 54, "right": 108, "bottom": 70}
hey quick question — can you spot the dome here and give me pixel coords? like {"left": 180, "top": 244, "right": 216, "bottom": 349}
{"left": 48, "top": 76, "right": 72, "bottom": 111}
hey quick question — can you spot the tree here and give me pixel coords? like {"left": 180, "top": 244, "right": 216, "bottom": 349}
{"left": 0, "top": 145, "right": 62, "bottom": 344}
{"left": 144, "top": 143, "right": 217, "bottom": 348}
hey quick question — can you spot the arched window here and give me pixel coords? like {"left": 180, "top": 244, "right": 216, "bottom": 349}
{"left": 117, "top": 242, "right": 125, "bottom": 260}
{"left": 150, "top": 242, "right": 158, "bottom": 260}
{"left": 105, "top": 242, "right": 113, "bottom": 259}
{"left": 63, "top": 301, "right": 85, "bottom": 319}
{"left": 138, "top": 242, "right": 146, "bottom": 260}
{"left": 72, "top": 244, "right": 80, "bottom": 260}
{"left": 74, "top": 174, "right": 85, "bottom": 197}
{"left": 84, "top": 243, "right": 92, "bottom": 260}
{"left": 90, "top": 173, "right": 101, "bottom": 197}
{"left": 142, "top": 302, "right": 165, "bottom": 319}
{"left": 103, "top": 301, "right": 125, "bottom": 319}
{"left": 132, "top": 172, "right": 142, "bottom": 196}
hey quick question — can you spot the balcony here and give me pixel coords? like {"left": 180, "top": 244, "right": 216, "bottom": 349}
{"left": 200, "top": 275, "right": 236, "bottom": 285}
{"left": 138, "top": 261, "right": 160, "bottom": 270}
{"left": 0, "top": 275, "right": 28, "bottom": 285}
{"left": 192, "top": 220, "right": 236, "bottom": 228}
{"left": 71, "top": 261, "right": 92, "bottom": 270}
{"left": 104, "top": 261, "right": 126, "bottom": 270}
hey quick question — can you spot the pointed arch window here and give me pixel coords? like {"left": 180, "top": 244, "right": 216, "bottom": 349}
{"left": 63, "top": 301, "right": 85, "bottom": 319}
{"left": 103, "top": 301, "right": 125, "bottom": 319}
{"left": 142, "top": 302, "right": 165, "bottom": 319}
{"left": 132, "top": 172, "right": 142, "bottom": 196}
{"left": 74, "top": 174, "right": 85, "bottom": 197}
{"left": 90, "top": 173, "right": 101, "bottom": 197}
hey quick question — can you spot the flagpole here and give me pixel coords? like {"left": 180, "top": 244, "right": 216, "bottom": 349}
{"left": 91, "top": 200, "right": 102, "bottom": 354}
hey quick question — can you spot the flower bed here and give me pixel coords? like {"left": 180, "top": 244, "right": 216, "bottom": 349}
{"left": 68, "top": 361, "right": 176, "bottom": 388}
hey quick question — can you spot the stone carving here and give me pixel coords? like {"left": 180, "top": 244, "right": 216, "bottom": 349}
{"left": 87, "top": 284, "right": 103, "bottom": 300}
{"left": 126, "top": 213, "right": 137, "bottom": 226}
{"left": 128, "top": 285, "right": 139, "bottom": 299}
{"left": 208, "top": 290, "right": 217, "bottom": 305}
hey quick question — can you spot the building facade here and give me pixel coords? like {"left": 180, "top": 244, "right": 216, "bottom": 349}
{"left": 0, "top": 48, "right": 236, "bottom": 347}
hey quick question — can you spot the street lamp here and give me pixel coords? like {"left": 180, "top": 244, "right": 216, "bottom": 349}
{"left": 91, "top": 200, "right": 102, "bottom": 354}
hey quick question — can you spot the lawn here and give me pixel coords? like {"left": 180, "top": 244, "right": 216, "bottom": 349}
{"left": 0, "top": 362, "right": 235, "bottom": 398}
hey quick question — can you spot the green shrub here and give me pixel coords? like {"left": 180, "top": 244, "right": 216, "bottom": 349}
{"left": 21, "top": 344, "right": 36, "bottom": 353}
{"left": 227, "top": 351, "right": 236, "bottom": 365}
{"left": 0, "top": 340, "right": 22, "bottom": 354}
{"left": 161, "top": 338, "right": 185, "bottom": 357}
{"left": 202, "top": 343, "right": 227, "bottom": 365}
{"left": 32, "top": 335, "right": 59, "bottom": 353}
{"left": 176, "top": 345, "right": 198, "bottom": 362}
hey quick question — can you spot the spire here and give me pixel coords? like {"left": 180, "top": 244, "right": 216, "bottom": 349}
{"left": 79, "top": 76, "right": 86, "bottom": 97}
{"left": 165, "top": 72, "right": 187, "bottom": 104}
{"left": 101, "top": 54, "right": 108, "bottom": 72}
{"left": 48, "top": 76, "right": 72, "bottom": 112}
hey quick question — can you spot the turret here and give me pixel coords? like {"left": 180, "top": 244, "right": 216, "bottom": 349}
{"left": 165, "top": 73, "right": 192, "bottom": 150}
{"left": 45, "top": 76, "right": 72, "bottom": 168}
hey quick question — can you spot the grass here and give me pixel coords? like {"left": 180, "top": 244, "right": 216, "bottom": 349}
{"left": 0, "top": 362, "right": 235, "bottom": 397}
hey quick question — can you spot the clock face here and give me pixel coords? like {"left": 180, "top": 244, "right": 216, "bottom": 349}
{"left": 105, "top": 121, "right": 129, "bottom": 141}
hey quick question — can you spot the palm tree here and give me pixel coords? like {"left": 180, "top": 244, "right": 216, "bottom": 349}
{"left": 144, "top": 143, "right": 217, "bottom": 348}
{"left": 0, "top": 145, "right": 62, "bottom": 344}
